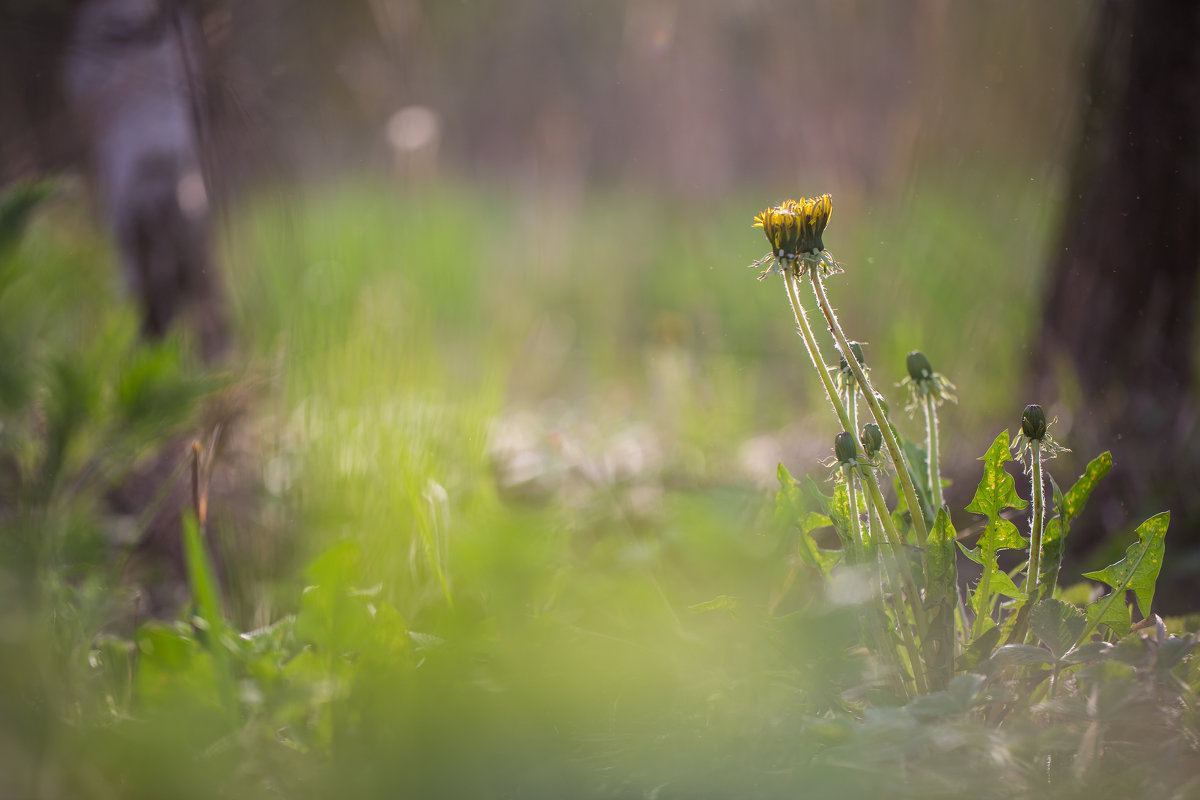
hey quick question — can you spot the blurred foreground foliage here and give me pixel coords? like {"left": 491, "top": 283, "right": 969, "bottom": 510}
{"left": 1, "top": 177, "right": 1197, "bottom": 799}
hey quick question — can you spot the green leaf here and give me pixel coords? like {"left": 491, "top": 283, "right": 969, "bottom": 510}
{"left": 982, "top": 518, "right": 1026, "bottom": 554}
{"left": 1039, "top": 453, "right": 1112, "bottom": 599}
{"left": 182, "top": 512, "right": 224, "bottom": 635}
{"left": 1156, "top": 636, "right": 1196, "bottom": 672}
{"left": 1063, "top": 451, "right": 1112, "bottom": 522}
{"left": 922, "top": 509, "right": 957, "bottom": 690}
{"left": 906, "top": 673, "right": 987, "bottom": 720}
{"left": 776, "top": 466, "right": 841, "bottom": 577}
{"left": 796, "top": 512, "right": 842, "bottom": 578}
{"left": 965, "top": 430, "right": 1027, "bottom": 519}
{"left": 902, "top": 438, "right": 933, "bottom": 525}
{"left": 1085, "top": 595, "right": 1132, "bottom": 640}
{"left": 958, "top": 625, "right": 1002, "bottom": 670}
{"left": 965, "top": 431, "right": 1027, "bottom": 640}
{"left": 1083, "top": 511, "right": 1169, "bottom": 620}
{"left": 1061, "top": 641, "right": 1113, "bottom": 665}
{"left": 991, "top": 644, "right": 1054, "bottom": 667}
{"left": 1030, "top": 598, "right": 1086, "bottom": 660}
{"left": 1038, "top": 482, "right": 1066, "bottom": 598}
{"left": 830, "top": 482, "right": 853, "bottom": 551}
{"left": 972, "top": 565, "right": 1026, "bottom": 608}
{"left": 774, "top": 463, "right": 806, "bottom": 528}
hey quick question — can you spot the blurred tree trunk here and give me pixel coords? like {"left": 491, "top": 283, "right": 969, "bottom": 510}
{"left": 1035, "top": 0, "right": 1200, "bottom": 611}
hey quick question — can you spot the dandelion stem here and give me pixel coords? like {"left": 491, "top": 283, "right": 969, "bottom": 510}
{"left": 1024, "top": 439, "right": 1045, "bottom": 599}
{"left": 862, "top": 471, "right": 930, "bottom": 644}
{"left": 923, "top": 393, "right": 944, "bottom": 512}
{"left": 810, "top": 274, "right": 929, "bottom": 546}
{"left": 844, "top": 466, "right": 866, "bottom": 561}
{"left": 782, "top": 273, "right": 852, "bottom": 433}
{"left": 864, "top": 470, "right": 933, "bottom": 693}
{"left": 862, "top": 483, "right": 929, "bottom": 695}
{"left": 852, "top": 467, "right": 925, "bottom": 696}
{"left": 845, "top": 384, "right": 859, "bottom": 452}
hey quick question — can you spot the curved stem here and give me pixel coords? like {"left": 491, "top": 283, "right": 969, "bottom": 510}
{"left": 924, "top": 393, "right": 944, "bottom": 511}
{"left": 810, "top": 274, "right": 929, "bottom": 545}
{"left": 1024, "top": 440, "right": 1045, "bottom": 599}
{"left": 858, "top": 471, "right": 929, "bottom": 695}
{"left": 862, "top": 471, "right": 930, "bottom": 644}
{"left": 782, "top": 273, "right": 852, "bottom": 433}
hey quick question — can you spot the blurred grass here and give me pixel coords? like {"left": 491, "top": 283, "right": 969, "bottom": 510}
{"left": 212, "top": 169, "right": 1060, "bottom": 637}
{"left": 0, "top": 170, "right": 1069, "bottom": 797}
{"left": 227, "top": 170, "right": 1051, "bottom": 490}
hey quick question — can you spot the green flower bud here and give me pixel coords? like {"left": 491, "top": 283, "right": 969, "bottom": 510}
{"left": 834, "top": 432, "right": 858, "bottom": 466}
{"left": 839, "top": 341, "right": 865, "bottom": 374}
{"left": 859, "top": 423, "right": 883, "bottom": 459}
{"left": 1021, "top": 404, "right": 1047, "bottom": 440}
{"left": 906, "top": 350, "right": 933, "bottom": 382}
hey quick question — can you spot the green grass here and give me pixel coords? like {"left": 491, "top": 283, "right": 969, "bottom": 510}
{"left": 3, "top": 173, "right": 1193, "bottom": 799}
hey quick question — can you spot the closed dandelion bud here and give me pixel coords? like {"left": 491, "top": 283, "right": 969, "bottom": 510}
{"left": 839, "top": 341, "right": 865, "bottom": 373}
{"left": 860, "top": 423, "right": 883, "bottom": 459}
{"left": 906, "top": 350, "right": 933, "bottom": 382}
{"left": 834, "top": 432, "right": 858, "bottom": 466}
{"left": 1021, "top": 404, "right": 1047, "bottom": 440}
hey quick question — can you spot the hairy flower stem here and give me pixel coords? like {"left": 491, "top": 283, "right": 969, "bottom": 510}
{"left": 810, "top": 274, "right": 929, "bottom": 545}
{"left": 923, "top": 393, "right": 944, "bottom": 512}
{"left": 864, "top": 471, "right": 933, "bottom": 694}
{"left": 852, "top": 469, "right": 925, "bottom": 696}
{"left": 782, "top": 273, "right": 852, "bottom": 433}
{"left": 862, "top": 472, "right": 930, "bottom": 644}
{"left": 845, "top": 384, "right": 858, "bottom": 445}
{"left": 844, "top": 466, "right": 867, "bottom": 561}
{"left": 1024, "top": 440, "right": 1045, "bottom": 599}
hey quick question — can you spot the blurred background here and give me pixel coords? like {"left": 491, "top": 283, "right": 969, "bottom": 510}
{"left": 3, "top": 0, "right": 1197, "bottom": 603}
{"left": 2, "top": 1, "right": 1200, "bottom": 796}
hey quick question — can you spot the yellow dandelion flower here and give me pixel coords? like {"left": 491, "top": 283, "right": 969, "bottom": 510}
{"left": 748, "top": 194, "right": 838, "bottom": 279}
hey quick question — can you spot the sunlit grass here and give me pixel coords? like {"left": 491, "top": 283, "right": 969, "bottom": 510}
{"left": 0, "top": 171, "right": 1091, "bottom": 798}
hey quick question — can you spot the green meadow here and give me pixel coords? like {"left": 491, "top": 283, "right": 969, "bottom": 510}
{"left": 1, "top": 173, "right": 1194, "bottom": 799}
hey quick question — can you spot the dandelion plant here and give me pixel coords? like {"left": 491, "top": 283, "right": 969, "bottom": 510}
{"left": 749, "top": 191, "right": 1177, "bottom": 707}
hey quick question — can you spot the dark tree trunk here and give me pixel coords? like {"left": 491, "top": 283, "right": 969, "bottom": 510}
{"left": 1035, "top": 0, "right": 1200, "bottom": 612}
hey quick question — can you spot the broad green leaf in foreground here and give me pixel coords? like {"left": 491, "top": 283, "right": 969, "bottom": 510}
{"left": 964, "top": 431, "right": 1027, "bottom": 640}
{"left": 775, "top": 464, "right": 841, "bottom": 577}
{"left": 1080, "top": 511, "right": 1169, "bottom": 643}
{"left": 991, "top": 643, "right": 1054, "bottom": 667}
{"left": 1031, "top": 598, "right": 1086, "bottom": 660}
{"left": 922, "top": 509, "right": 957, "bottom": 690}
{"left": 1039, "top": 452, "right": 1112, "bottom": 596}
{"left": 797, "top": 511, "right": 842, "bottom": 577}
{"left": 965, "top": 430, "right": 1027, "bottom": 521}
{"left": 1062, "top": 451, "right": 1113, "bottom": 521}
